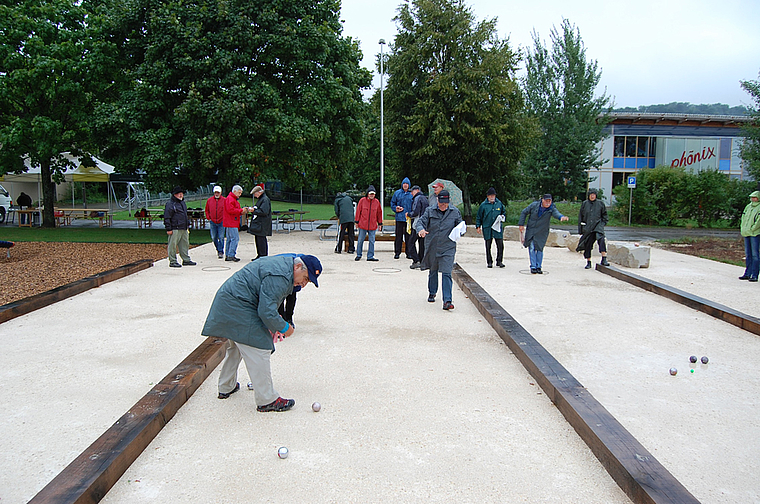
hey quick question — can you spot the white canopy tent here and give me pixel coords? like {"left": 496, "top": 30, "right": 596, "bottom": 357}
{"left": 0, "top": 153, "right": 116, "bottom": 209}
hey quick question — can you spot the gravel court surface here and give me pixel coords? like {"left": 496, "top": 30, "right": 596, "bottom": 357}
{"left": 99, "top": 234, "right": 629, "bottom": 504}
{"left": 4, "top": 229, "right": 757, "bottom": 503}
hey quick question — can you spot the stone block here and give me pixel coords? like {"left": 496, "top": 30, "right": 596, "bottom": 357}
{"left": 503, "top": 225, "right": 521, "bottom": 241}
{"left": 546, "top": 228, "right": 572, "bottom": 247}
{"left": 607, "top": 241, "right": 650, "bottom": 268}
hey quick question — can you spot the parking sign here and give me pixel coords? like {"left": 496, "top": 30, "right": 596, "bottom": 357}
{"left": 627, "top": 176, "right": 636, "bottom": 188}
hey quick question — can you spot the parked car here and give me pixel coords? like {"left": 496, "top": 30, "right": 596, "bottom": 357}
{"left": 0, "top": 184, "right": 11, "bottom": 223}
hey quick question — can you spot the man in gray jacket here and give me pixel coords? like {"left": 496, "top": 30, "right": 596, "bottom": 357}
{"left": 415, "top": 190, "right": 462, "bottom": 310}
{"left": 334, "top": 191, "right": 355, "bottom": 254}
{"left": 201, "top": 254, "right": 322, "bottom": 412}
{"left": 518, "top": 194, "right": 568, "bottom": 274}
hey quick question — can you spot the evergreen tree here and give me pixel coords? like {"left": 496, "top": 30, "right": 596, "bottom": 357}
{"left": 383, "top": 0, "right": 535, "bottom": 219}
{"left": 522, "top": 19, "right": 611, "bottom": 201}
{"left": 740, "top": 72, "right": 760, "bottom": 185}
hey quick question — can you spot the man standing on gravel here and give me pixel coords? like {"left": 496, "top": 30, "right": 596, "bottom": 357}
{"left": 475, "top": 187, "right": 506, "bottom": 268}
{"left": 576, "top": 188, "right": 609, "bottom": 269}
{"left": 223, "top": 185, "right": 248, "bottom": 262}
{"left": 202, "top": 254, "right": 322, "bottom": 412}
{"left": 164, "top": 186, "right": 196, "bottom": 268}
{"left": 248, "top": 185, "right": 272, "bottom": 260}
{"left": 415, "top": 190, "right": 462, "bottom": 311}
{"left": 518, "top": 194, "right": 568, "bottom": 274}
{"left": 334, "top": 191, "right": 355, "bottom": 254}
{"left": 739, "top": 190, "right": 760, "bottom": 282}
{"left": 205, "top": 185, "right": 226, "bottom": 259}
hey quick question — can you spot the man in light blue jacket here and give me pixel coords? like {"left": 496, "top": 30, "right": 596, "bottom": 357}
{"left": 390, "top": 177, "right": 413, "bottom": 259}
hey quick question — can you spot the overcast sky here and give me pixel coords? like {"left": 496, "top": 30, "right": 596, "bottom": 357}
{"left": 339, "top": 0, "right": 760, "bottom": 109}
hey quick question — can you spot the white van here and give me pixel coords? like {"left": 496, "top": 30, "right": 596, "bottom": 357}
{"left": 0, "top": 184, "right": 12, "bottom": 223}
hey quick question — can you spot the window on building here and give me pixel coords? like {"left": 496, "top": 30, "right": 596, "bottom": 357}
{"left": 614, "top": 137, "right": 625, "bottom": 157}
{"left": 625, "top": 137, "right": 637, "bottom": 157}
{"left": 637, "top": 137, "right": 649, "bottom": 157}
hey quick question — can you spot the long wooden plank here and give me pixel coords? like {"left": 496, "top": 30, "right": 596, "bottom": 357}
{"left": 28, "top": 336, "right": 227, "bottom": 504}
{"left": 596, "top": 263, "right": 760, "bottom": 336}
{"left": 453, "top": 264, "right": 700, "bottom": 504}
{"left": 0, "top": 259, "right": 153, "bottom": 325}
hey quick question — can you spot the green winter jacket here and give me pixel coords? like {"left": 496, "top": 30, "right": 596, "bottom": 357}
{"left": 476, "top": 198, "right": 506, "bottom": 240}
{"left": 201, "top": 256, "right": 293, "bottom": 352}
{"left": 740, "top": 191, "right": 760, "bottom": 237}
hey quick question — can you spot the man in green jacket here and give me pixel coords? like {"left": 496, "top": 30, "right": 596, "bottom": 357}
{"left": 334, "top": 191, "right": 355, "bottom": 254}
{"left": 202, "top": 254, "right": 322, "bottom": 412}
{"left": 739, "top": 190, "right": 760, "bottom": 282}
{"left": 475, "top": 187, "right": 506, "bottom": 268}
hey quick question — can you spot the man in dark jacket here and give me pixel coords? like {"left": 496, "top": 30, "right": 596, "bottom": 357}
{"left": 390, "top": 177, "right": 413, "bottom": 259}
{"left": 408, "top": 185, "right": 429, "bottom": 269}
{"left": 576, "top": 188, "right": 609, "bottom": 269}
{"left": 518, "top": 194, "right": 568, "bottom": 274}
{"left": 202, "top": 254, "right": 322, "bottom": 412}
{"left": 334, "top": 191, "right": 355, "bottom": 254}
{"left": 476, "top": 187, "right": 506, "bottom": 268}
{"left": 415, "top": 190, "right": 462, "bottom": 310}
{"left": 164, "top": 186, "right": 196, "bottom": 268}
{"left": 248, "top": 185, "right": 272, "bottom": 260}
{"left": 205, "top": 185, "right": 226, "bottom": 259}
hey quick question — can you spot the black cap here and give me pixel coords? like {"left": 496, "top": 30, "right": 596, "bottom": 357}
{"left": 367, "top": 185, "right": 376, "bottom": 194}
{"left": 172, "top": 186, "right": 184, "bottom": 195}
{"left": 487, "top": 187, "right": 496, "bottom": 196}
{"left": 411, "top": 185, "right": 421, "bottom": 192}
{"left": 438, "top": 190, "right": 450, "bottom": 203}
{"left": 588, "top": 188, "right": 598, "bottom": 195}
{"left": 542, "top": 193, "right": 552, "bottom": 200}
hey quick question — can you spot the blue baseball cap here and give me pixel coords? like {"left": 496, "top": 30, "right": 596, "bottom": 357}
{"left": 300, "top": 255, "right": 322, "bottom": 287}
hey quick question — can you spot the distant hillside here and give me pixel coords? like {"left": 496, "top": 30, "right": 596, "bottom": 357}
{"left": 613, "top": 102, "right": 748, "bottom": 116}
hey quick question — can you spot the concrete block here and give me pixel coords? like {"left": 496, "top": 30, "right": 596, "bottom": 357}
{"left": 503, "top": 226, "right": 521, "bottom": 241}
{"left": 607, "top": 241, "right": 650, "bottom": 268}
{"left": 546, "top": 228, "right": 572, "bottom": 247}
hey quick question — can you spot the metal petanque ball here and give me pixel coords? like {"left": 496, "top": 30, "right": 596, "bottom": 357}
{"left": 312, "top": 402, "right": 321, "bottom": 412}
{"left": 689, "top": 355, "right": 698, "bottom": 363}
{"left": 669, "top": 367, "right": 678, "bottom": 376}
{"left": 278, "top": 447, "right": 289, "bottom": 459}
{"left": 701, "top": 356, "right": 709, "bottom": 364}
{"left": 247, "top": 382, "right": 254, "bottom": 390}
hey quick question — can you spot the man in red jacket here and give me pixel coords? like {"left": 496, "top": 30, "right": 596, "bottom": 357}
{"left": 354, "top": 185, "right": 383, "bottom": 262}
{"left": 205, "top": 185, "right": 226, "bottom": 259}
{"left": 223, "top": 185, "right": 248, "bottom": 262}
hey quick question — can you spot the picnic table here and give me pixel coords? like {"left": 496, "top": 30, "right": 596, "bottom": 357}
{"left": 55, "top": 208, "right": 113, "bottom": 227}
{"left": 273, "top": 210, "right": 312, "bottom": 233}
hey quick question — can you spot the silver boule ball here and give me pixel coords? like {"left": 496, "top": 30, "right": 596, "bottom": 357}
{"left": 312, "top": 402, "right": 321, "bottom": 412}
{"left": 247, "top": 382, "right": 254, "bottom": 390}
{"left": 689, "top": 355, "right": 698, "bottom": 363}
{"left": 701, "top": 356, "right": 709, "bottom": 364}
{"left": 278, "top": 447, "right": 289, "bottom": 459}
{"left": 669, "top": 367, "right": 678, "bottom": 376}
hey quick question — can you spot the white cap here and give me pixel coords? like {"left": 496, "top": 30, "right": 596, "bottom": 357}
{"left": 213, "top": 185, "right": 222, "bottom": 193}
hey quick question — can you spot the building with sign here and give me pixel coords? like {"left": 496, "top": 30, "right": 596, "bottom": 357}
{"left": 590, "top": 112, "right": 753, "bottom": 201}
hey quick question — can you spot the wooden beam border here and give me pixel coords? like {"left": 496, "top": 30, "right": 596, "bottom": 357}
{"left": 453, "top": 264, "right": 700, "bottom": 504}
{"left": 596, "top": 263, "right": 760, "bottom": 336}
{"left": 28, "top": 336, "right": 227, "bottom": 504}
{"left": 0, "top": 259, "right": 153, "bottom": 325}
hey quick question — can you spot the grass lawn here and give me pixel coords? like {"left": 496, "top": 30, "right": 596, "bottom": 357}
{"left": 0, "top": 227, "right": 212, "bottom": 244}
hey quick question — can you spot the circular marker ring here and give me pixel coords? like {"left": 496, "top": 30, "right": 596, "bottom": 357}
{"left": 202, "top": 266, "right": 231, "bottom": 272}
{"left": 372, "top": 267, "right": 401, "bottom": 274}
{"left": 519, "top": 269, "right": 550, "bottom": 276}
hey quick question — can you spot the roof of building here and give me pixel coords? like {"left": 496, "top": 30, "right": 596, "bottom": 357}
{"left": 607, "top": 112, "right": 752, "bottom": 127}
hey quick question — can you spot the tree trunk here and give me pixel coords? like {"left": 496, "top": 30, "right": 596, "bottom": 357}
{"left": 40, "top": 159, "right": 56, "bottom": 228}
{"left": 460, "top": 177, "right": 473, "bottom": 224}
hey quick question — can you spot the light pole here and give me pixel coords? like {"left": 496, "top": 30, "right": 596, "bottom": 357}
{"left": 379, "top": 38, "right": 385, "bottom": 216}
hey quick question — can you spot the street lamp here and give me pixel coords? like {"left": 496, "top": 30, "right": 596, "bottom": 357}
{"left": 379, "top": 38, "right": 385, "bottom": 216}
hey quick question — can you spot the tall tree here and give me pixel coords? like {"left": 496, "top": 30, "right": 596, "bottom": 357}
{"left": 740, "top": 72, "right": 760, "bottom": 185}
{"left": 0, "top": 0, "right": 104, "bottom": 227}
{"left": 95, "top": 0, "right": 372, "bottom": 192}
{"left": 522, "top": 19, "right": 611, "bottom": 201}
{"left": 383, "top": 0, "right": 535, "bottom": 219}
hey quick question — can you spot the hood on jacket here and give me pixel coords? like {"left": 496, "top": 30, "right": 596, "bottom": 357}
{"left": 750, "top": 190, "right": 760, "bottom": 201}
{"left": 402, "top": 177, "right": 411, "bottom": 188}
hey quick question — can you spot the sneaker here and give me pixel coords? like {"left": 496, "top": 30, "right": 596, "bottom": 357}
{"left": 355, "top": 256, "right": 362, "bottom": 261}
{"left": 257, "top": 397, "right": 295, "bottom": 412}
{"left": 183, "top": 260, "right": 196, "bottom": 266}
{"left": 750, "top": 277, "right": 759, "bottom": 283}
{"left": 487, "top": 263, "right": 493, "bottom": 268}
{"left": 497, "top": 262, "right": 505, "bottom": 268}
{"left": 410, "top": 262, "right": 420, "bottom": 269}
{"left": 536, "top": 268, "right": 543, "bottom": 274}
{"left": 367, "top": 257, "right": 379, "bottom": 262}
{"left": 348, "top": 249, "right": 355, "bottom": 254}
{"left": 394, "top": 254, "right": 400, "bottom": 259}
{"left": 218, "top": 382, "right": 240, "bottom": 399}
{"left": 217, "top": 252, "right": 224, "bottom": 259}
{"left": 530, "top": 268, "right": 537, "bottom": 274}
{"left": 334, "top": 249, "right": 341, "bottom": 254}
{"left": 169, "top": 263, "right": 182, "bottom": 268}
{"left": 739, "top": 275, "right": 751, "bottom": 280}
{"left": 585, "top": 262, "right": 592, "bottom": 269}
{"left": 442, "top": 301, "right": 455, "bottom": 311}
{"left": 225, "top": 256, "right": 241, "bottom": 262}
{"left": 427, "top": 294, "right": 436, "bottom": 303}
{"left": 600, "top": 257, "right": 609, "bottom": 266}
